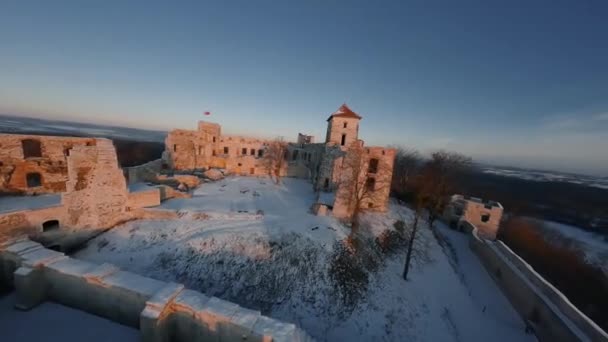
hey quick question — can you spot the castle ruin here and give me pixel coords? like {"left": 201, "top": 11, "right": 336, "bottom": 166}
{"left": 165, "top": 104, "right": 396, "bottom": 218}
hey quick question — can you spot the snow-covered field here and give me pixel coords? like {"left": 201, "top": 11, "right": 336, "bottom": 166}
{"left": 533, "top": 219, "right": 608, "bottom": 269}
{"left": 75, "top": 176, "right": 534, "bottom": 341}
{"left": 481, "top": 165, "right": 608, "bottom": 190}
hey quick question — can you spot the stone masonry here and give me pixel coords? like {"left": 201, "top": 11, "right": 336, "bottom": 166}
{"left": 166, "top": 104, "right": 396, "bottom": 218}
{"left": 0, "top": 134, "right": 96, "bottom": 194}
{"left": 443, "top": 194, "right": 504, "bottom": 239}
{"left": 61, "top": 139, "right": 130, "bottom": 229}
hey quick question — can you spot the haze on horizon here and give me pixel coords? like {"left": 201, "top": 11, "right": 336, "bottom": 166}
{"left": 1, "top": 1, "right": 607, "bottom": 176}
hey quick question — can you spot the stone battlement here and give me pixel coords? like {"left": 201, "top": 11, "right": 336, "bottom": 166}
{"left": 0, "top": 239, "right": 314, "bottom": 342}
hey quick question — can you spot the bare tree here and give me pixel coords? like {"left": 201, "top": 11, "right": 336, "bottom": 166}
{"left": 391, "top": 147, "right": 421, "bottom": 201}
{"left": 262, "top": 137, "right": 288, "bottom": 184}
{"left": 399, "top": 150, "right": 471, "bottom": 280}
{"left": 417, "top": 150, "right": 472, "bottom": 227}
{"left": 337, "top": 143, "right": 392, "bottom": 233}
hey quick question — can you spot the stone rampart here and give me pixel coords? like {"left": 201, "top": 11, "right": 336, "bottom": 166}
{"left": 469, "top": 227, "right": 607, "bottom": 341}
{"left": 0, "top": 239, "right": 314, "bottom": 342}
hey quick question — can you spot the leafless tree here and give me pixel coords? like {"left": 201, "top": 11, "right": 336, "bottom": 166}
{"left": 417, "top": 150, "right": 472, "bottom": 227}
{"left": 337, "top": 143, "right": 392, "bottom": 233}
{"left": 399, "top": 150, "right": 471, "bottom": 280}
{"left": 391, "top": 147, "right": 421, "bottom": 200}
{"left": 261, "top": 137, "right": 288, "bottom": 184}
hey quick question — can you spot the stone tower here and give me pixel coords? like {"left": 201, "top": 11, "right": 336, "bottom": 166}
{"left": 325, "top": 104, "right": 362, "bottom": 147}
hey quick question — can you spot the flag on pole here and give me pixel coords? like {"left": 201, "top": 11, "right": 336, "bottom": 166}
{"left": 204, "top": 111, "right": 211, "bottom": 116}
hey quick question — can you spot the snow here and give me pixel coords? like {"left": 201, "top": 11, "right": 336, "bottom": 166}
{"left": 75, "top": 176, "right": 534, "bottom": 341}
{"left": 481, "top": 166, "right": 608, "bottom": 190}
{"left": 534, "top": 219, "right": 608, "bottom": 269}
{"left": 0, "top": 194, "right": 61, "bottom": 214}
{"left": 0, "top": 293, "right": 138, "bottom": 342}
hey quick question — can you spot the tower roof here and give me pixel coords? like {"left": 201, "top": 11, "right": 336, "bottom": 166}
{"left": 326, "top": 104, "right": 362, "bottom": 121}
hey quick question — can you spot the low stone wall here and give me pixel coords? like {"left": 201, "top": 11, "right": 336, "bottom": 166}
{"left": 127, "top": 189, "right": 161, "bottom": 210}
{"left": 0, "top": 206, "right": 65, "bottom": 243}
{"left": 125, "top": 159, "right": 163, "bottom": 184}
{"left": 0, "top": 239, "right": 313, "bottom": 342}
{"left": 470, "top": 229, "right": 608, "bottom": 342}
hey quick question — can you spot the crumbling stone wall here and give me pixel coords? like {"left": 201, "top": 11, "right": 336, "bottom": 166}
{"left": 166, "top": 121, "right": 272, "bottom": 175}
{"left": 127, "top": 189, "right": 161, "bottom": 210}
{"left": 167, "top": 106, "right": 396, "bottom": 220}
{"left": 0, "top": 206, "right": 65, "bottom": 243}
{"left": 332, "top": 145, "right": 396, "bottom": 218}
{"left": 61, "top": 139, "right": 129, "bottom": 229}
{"left": 291, "top": 143, "right": 343, "bottom": 191}
{"left": 124, "top": 159, "right": 163, "bottom": 184}
{"left": 443, "top": 195, "right": 504, "bottom": 239}
{"left": 0, "top": 134, "right": 96, "bottom": 194}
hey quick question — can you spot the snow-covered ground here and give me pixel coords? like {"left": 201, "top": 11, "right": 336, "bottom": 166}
{"left": 0, "top": 293, "right": 138, "bottom": 341}
{"left": 75, "top": 176, "right": 534, "bottom": 341}
{"left": 533, "top": 219, "right": 608, "bottom": 269}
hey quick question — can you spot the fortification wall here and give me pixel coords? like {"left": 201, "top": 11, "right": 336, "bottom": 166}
{"left": 0, "top": 240, "right": 314, "bottom": 342}
{"left": 127, "top": 189, "right": 161, "bottom": 210}
{"left": 0, "top": 206, "right": 65, "bottom": 243}
{"left": 61, "top": 139, "right": 129, "bottom": 229}
{"left": 469, "top": 228, "right": 607, "bottom": 342}
{"left": 125, "top": 159, "right": 163, "bottom": 184}
{"left": 0, "top": 134, "right": 96, "bottom": 194}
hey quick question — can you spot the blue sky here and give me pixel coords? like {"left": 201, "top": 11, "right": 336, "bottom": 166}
{"left": 1, "top": 1, "right": 607, "bottom": 175}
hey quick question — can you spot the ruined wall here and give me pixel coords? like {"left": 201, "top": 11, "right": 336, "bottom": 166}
{"left": 0, "top": 134, "right": 96, "bottom": 194}
{"left": 127, "top": 189, "right": 161, "bottom": 210}
{"left": 297, "top": 133, "right": 314, "bottom": 144}
{"left": 470, "top": 229, "right": 608, "bottom": 342}
{"left": 0, "top": 240, "right": 314, "bottom": 342}
{"left": 0, "top": 206, "right": 65, "bottom": 243}
{"left": 166, "top": 122, "right": 273, "bottom": 175}
{"left": 462, "top": 201, "right": 503, "bottom": 239}
{"left": 444, "top": 196, "right": 504, "bottom": 239}
{"left": 165, "top": 130, "right": 208, "bottom": 170}
{"left": 332, "top": 145, "right": 396, "bottom": 219}
{"left": 124, "top": 159, "right": 163, "bottom": 184}
{"left": 292, "top": 143, "right": 342, "bottom": 191}
{"left": 61, "top": 139, "right": 129, "bottom": 229}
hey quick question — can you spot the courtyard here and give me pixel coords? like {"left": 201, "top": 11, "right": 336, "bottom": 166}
{"left": 74, "top": 176, "right": 535, "bottom": 341}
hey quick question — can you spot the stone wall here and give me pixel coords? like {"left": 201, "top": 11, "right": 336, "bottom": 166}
{"left": 61, "top": 139, "right": 129, "bottom": 229}
{"left": 125, "top": 159, "right": 163, "bottom": 184}
{"left": 165, "top": 121, "right": 272, "bottom": 175}
{"left": 332, "top": 145, "right": 396, "bottom": 218}
{"left": 470, "top": 228, "right": 608, "bottom": 341}
{"left": 127, "top": 189, "right": 161, "bottom": 210}
{"left": 0, "top": 206, "right": 65, "bottom": 243}
{"left": 444, "top": 195, "right": 503, "bottom": 239}
{"left": 0, "top": 240, "right": 314, "bottom": 342}
{"left": 0, "top": 134, "right": 96, "bottom": 194}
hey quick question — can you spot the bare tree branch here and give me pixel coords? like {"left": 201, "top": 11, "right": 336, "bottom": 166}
{"left": 261, "top": 137, "right": 288, "bottom": 184}
{"left": 337, "top": 143, "right": 392, "bottom": 232}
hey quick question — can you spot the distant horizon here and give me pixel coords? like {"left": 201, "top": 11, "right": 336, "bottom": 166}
{"left": 2, "top": 111, "right": 606, "bottom": 178}
{"left": 2, "top": 1, "right": 607, "bottom": 176}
